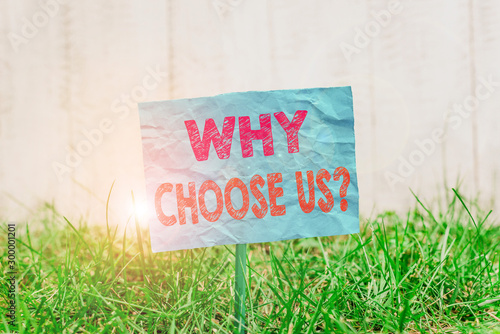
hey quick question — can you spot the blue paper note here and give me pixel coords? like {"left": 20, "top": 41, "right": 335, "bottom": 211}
{"left": 139, "top": 87, "right": 359, "bottom": 252}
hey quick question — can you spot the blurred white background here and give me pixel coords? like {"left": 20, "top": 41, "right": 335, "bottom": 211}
{"left": 1, "top": 0, "right": 499, "bottom": 225}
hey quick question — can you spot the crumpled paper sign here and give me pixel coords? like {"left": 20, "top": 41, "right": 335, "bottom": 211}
{"left": 139, "top": 87, "right": 359, "bottom": 252}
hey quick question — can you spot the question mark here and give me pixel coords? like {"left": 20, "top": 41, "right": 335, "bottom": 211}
{"left": 333, "top": 167, "right": 350, "bottom": 212}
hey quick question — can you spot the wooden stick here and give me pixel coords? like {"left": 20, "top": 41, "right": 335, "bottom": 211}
{"left": 234, "top": 243, "right": 247, "bottom": 333}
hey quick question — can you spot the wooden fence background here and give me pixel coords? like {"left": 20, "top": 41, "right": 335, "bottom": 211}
{"left": 1, "top": 0, "right": 499, "bottom": 224}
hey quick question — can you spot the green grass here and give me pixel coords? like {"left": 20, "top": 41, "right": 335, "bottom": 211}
{"left": 1, "top": 189, "right": 500, "bottom": 333}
